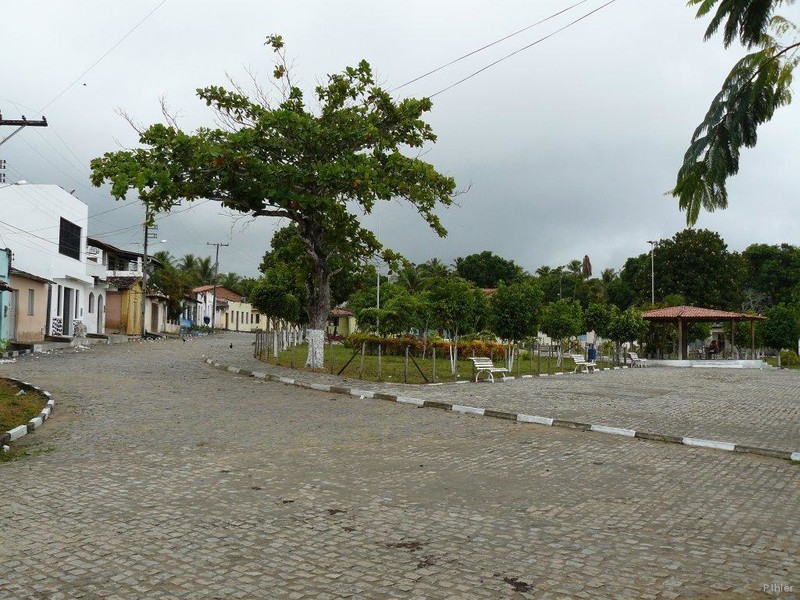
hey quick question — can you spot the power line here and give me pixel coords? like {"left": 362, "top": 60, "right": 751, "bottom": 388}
{"left": 429, "top": 0, "right": 617, "bottom": 98}
{"left": 392, "top": 0, "right": 591, "bottom": 92}
{"left": 39, "top": 0, "right": 170, "bottom": 113}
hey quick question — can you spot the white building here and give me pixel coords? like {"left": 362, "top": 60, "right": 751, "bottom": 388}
{"left": 0, "top": 183, "right": 107, "bottom": 337}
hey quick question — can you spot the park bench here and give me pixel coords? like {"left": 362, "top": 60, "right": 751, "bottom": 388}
{"left": 628, "top": 352, "right": 648, "bottom": 367}
{"left": 570, "top": 353, "right": 597, "bottom": 374}
{"left": 468, "top": 356, "right": 510, "bottom": 383}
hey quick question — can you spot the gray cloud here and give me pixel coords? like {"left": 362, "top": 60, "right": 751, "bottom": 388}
{"left": 3, "top": 0, "right": 798, "bottom": 278}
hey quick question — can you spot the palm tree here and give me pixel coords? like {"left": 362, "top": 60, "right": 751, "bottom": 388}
{"left": 601, "top": 268, "right": 617, "bottom": 284}
{"left": 194, "top": 256, "right": 215, "bottom": 286}
{"left": 178, "top": 254, "right": 198, "bottom": 272}
{"left": 396, "top": 263, "right": 424, "bottom": 294}
{"left": 418, "top": 258, "right": 450, "bottom": 280}
{"left": 151, "top": 250, "right": 174, "bottom": 268}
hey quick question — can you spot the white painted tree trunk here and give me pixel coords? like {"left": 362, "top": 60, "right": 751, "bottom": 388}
{"left": 306, "top": 328, "right": 325, "bottom": 369}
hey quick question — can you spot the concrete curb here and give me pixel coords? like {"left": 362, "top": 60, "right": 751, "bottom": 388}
{"left": 1, "top": 378, "right": 55, "bottom": 452}
{"left": 0, "top": 349, "right": 33, "bottom": 360}
{"left": 205, "top": 359, "right": 799, "bottom": 463}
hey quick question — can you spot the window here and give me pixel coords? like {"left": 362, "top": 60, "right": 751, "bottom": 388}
{"left": 27, "top": 289, "right": 35, "bottom": 316}
{"left": 256, "top": 314, "right": 260, "bottom": 324}
{"left": 57, "top": 285, "right": 62, "bottom": 316}
{"left": 88, "top": 292, "right": 95, "bottom": 313}
{"left": 58, "top": 218, "right": 82, "bottom": 260}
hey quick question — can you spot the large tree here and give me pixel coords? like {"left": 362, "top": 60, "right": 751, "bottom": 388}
{"left": 454, "top": 251, "right": 523, "bottom": 288}
{"left": 672, "top": 0, "right": 799, "bottom": 224}
{"left": 91, "top": 36, "right": 456, "bottom": 368}
{"left": 619, "top": 229, "right": 746, "bottom": 309}
{"left": 489, "top": 281, "right": 543, "bottom": 369}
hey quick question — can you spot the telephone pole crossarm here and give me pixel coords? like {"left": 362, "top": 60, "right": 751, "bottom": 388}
{"left": 0, "top": 113, "right": 48, "bottom": 148}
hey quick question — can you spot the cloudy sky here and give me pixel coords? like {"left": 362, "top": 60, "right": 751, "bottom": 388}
{"left": 3, "top": 0, "right": 799, "bottom": 278}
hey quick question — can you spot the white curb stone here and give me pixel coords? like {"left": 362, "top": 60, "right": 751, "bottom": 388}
{"left": 396, "top": 396, "right": 424, "bottom": 406}
{"left": 252, "top": 372, "right": 267, "bottom": 379}
{"left": 452, "top": 405, "right": 485, "bottom": 416}
{"left": 790, "top": 452, "right": 800, "bottom": 462}
{"left": 591, "top": 424, "right": 636, "bottom": 437}
{"left": 277, "top": 377, "right": 295, "bottom": 385}
{"left": 517, "top": 414, "right": 554, "bottom": 426}
{"left": 349, "top": 390, "right": 375, "bottom": 399}
{"left": 683, "top": 437, "right": 736, "bottom": 451}
{"left": 41, "top": 407, "right": 51, "bottom": 418}
{"left": 227, "top": 367, "right": 240, "bottom": 374}
{"left": 307, "top": 383, "right": 332, "bottom": 392}
{"left": 28, "top": 416, "right": 43, "bottom": 429}
{"left": 521, "top": 375, "right": 533, "bottom": 379}
{"left": 9, "top": 425, "right": 28, "bottom": 441}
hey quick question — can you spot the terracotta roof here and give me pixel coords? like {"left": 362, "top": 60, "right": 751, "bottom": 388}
{"left": 107, "top": 276, "right": 141, "bottom": 290}
{"left": 191, "top": 285, "right": 243, "bottom": 302}
{"left": 331, "top": 307, "right": 354, "bottom": 318}
{"left": 642, "top": 305, "right": 766, "bottom": 321}
{"left": 9, "top": 267, "right": 55, "bottom": 285}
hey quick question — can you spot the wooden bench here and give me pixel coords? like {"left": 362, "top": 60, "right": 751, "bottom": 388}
{"left": 628, "top": 352, "right": 648, "bottom": 367}
{"left": 468, "top": 357, "right": 510, "bottom": 383}
{"left": 570, "top": 353, "right": 597, "bottom": 373}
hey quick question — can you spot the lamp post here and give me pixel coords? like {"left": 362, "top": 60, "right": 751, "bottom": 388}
{"left": 647, "top": 240, "right": 659, "bottom": 304}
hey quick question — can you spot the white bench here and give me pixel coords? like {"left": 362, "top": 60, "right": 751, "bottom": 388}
{"left": 628, "top": 352, "right": 648, "bottom": 367}
{"left": 468, "top": 357, "right": 509, "bottom": 383}
{"left": 570, "top": 353, "right": 597, "bottom": 373}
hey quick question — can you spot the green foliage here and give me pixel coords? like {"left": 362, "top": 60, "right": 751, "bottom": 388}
{"left": 540, "top": 299, "right": 584, "bottom": 342}
{"left": 742, "top": 243, "right": 800, "bottom": 305}
{"left": 607, "top": 306, "right": 649, "bottom": 346}
{"left": 779, "top": 349, "right": 800, "bottom": 367}
{"left": 674, "top": 4, "right": 799, "bottom": 224}
{"left": 250, "top": 280, "right": 304, "bottom": 326}
{"left": 91, "top": 37, "right": 456, "bottom": 369}
{"left": 584, "top": 302, "right": 612, "bottom": 338}
{"left": 762, "top": 303, "right": 800, "bottom": 349}
{"left": 427, "top": 276, "right": 487, "bottom": 338}
{"left": 489, "top": 281, "right": 543, "bottom": 342}
{"left": 620, "top": 229, "right": 746, "bottom": 309}
{"left": 454, "top": 251, "right": 524, "bottom": 288}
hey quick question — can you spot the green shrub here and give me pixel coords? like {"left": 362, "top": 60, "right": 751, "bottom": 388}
{"left": 779, "top": 350, "right": 800, "bottom": 367}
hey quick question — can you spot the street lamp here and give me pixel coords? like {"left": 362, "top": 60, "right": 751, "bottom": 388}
{"left": 647, "top": 240, "right": 659, "bottom": 304}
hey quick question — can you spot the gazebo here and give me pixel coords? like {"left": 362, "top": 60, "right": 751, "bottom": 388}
{"left": 642, "top": 306, "right": 766, "bottom": 360}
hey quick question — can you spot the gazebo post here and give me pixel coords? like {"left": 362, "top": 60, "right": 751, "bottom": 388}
{"left": 751, "top": 320, "right": 756, "bottom": 359}
{"left": 730, "top": 319, "right": 735, "bottom": 359}
{"left": 678, "top": 319, "right": 684, "bottom": 360}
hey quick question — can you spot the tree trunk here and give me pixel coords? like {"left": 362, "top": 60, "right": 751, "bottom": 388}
{"left": 305, "top": 264, "right": 331, "bottom": 369}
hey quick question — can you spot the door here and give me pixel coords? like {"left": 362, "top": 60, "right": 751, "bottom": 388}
{"left": 150, "top": 302, "right": 159, "bottom": 333}
{"left": 63, "top": 288, "right": 72, "bottom": 336}
{"left": 97, "top": 295, "right": 104, "bottom": 334}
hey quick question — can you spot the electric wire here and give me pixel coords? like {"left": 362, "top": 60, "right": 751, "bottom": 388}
{"left": 38, "top": 0, "right": 170, "bottom": 113}
{"left": 429, "top": 0, "right": 617, "bottom": 98}
{"left": 392, "top": 0, "right": 591, "bottom": 92}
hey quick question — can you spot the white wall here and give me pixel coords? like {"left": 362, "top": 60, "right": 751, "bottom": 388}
{"left": 0, "top": 184, "right": 102, "bottom": 336}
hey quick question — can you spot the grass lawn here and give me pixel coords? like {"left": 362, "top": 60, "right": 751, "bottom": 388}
{"left": 259, "top": 343, "right": 615, "bottom": 384}
{"left": 0, "top": 379, "right": 48, "bottom": 432}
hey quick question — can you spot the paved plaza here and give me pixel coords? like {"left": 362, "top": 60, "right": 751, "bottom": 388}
{"left": 1, "top": 333, "right": 799, "bottom": 599}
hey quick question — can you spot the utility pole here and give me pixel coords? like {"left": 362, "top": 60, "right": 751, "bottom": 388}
{"left": 207, "top": 242, "right": 229, "bottom": 331}
{"left": 0, "top": 113, "right": 48, "bottom": 148}
{"left": 647, "top": 240, "right": 659, "bottom": 305}
{"left": 141, "top": 214, "right": 158, "bottom": 337}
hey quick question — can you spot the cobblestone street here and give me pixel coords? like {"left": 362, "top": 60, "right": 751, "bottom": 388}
{"left": 1, "top": 334, "right": 798, "bottom": 599}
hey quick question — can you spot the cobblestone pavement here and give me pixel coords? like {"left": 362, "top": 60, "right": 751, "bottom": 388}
{"left": 223, "top": 341, "right": 800, "bottom": 452}
{"left": 1, "top": 333, "right": 799, "bottom": 599}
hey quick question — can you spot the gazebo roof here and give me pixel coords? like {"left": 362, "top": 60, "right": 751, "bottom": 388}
{"left": 642, "top": 305, "right": 766, "bottom": 322}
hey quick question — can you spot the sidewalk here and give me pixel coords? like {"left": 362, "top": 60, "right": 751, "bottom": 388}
{"left": 213, "top": 338, "right": 800, "bottom": 460}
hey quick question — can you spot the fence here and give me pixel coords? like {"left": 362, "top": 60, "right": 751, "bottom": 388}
{"left": 254, "top": 337, "right": 612, "bottom": 384}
